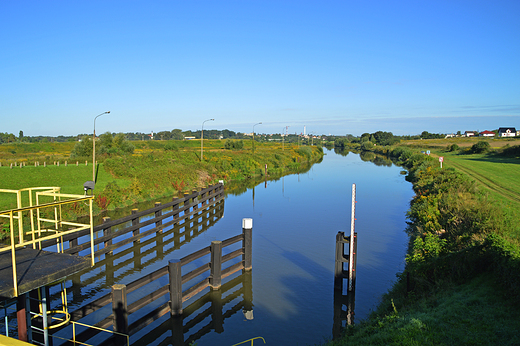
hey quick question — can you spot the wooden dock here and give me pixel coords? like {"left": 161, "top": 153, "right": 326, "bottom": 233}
{"left": 0, "top": 248, "right": 90, "bottom": 300}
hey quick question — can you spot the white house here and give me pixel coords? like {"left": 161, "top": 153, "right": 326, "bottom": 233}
{"left": 479, "top": 130, "right": 495, "bottom": 137}
{"left": 498, "top": 127, "right": 517, "bottom": 137}
{"left": 464, "top": 131, "right": 477, "bottom": 137}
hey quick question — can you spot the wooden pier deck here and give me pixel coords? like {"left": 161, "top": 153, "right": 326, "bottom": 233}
{"left": 0, "top": 248, "right": 90, "bottom": 300}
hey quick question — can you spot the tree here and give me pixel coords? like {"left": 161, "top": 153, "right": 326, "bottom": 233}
{"left": 19, "top": 130, "right": 24, "bottom": 141}
{"left": 70, "top": 136, "right": 93, "bottom": 158}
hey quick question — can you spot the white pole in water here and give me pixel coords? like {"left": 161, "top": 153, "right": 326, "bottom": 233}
{"left": 349, "top": 183, "right": 356, "bottom": 291}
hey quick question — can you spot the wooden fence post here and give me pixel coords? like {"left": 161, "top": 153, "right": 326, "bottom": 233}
{"left": 210, "top": 241, "right": 222, "bottom": 289}
{"left": 169, "top": 259, "right": 183, "bottom": 316}
{"left": 103, "top": 217, "right": 112, "bottom": 254}
{"left": 112, "top": 284, "right": 128, "bottom": 335}
{"left": 172, "top": 198, "right": 180, "bottom": 220}
{"left": 155, "top": 202, "right": 162, "bottom": 234}
{"left": 242, "top": 218, "right": 253, "bottom": 271}
{"left": 131, "top": 209, "right": 140, "bottom": 242}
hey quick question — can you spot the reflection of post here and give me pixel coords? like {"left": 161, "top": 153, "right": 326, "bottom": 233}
{"left": 242, "top": 270, "right": 254, "bottom": 320}
{"left": 333, "top": 228, "right": 357, "bottom": 338}
{"left": 210, "top": 289, "right": 224, "bottom": 333}
{"left": 332, "top": 288, "right": 356, "bottom": 340}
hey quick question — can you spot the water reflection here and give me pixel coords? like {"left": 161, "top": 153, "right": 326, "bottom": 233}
{"left": 52, "top": 200, "right": 225, "bottom": 312}
{"left": 131, "top": 270, "right": 253, "bottom": 346}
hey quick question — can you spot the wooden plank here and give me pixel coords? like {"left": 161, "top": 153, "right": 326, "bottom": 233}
{"left": 0, "top": 248, "right": 91, "bottom": 299}
{"left": 182, "top": 279, "right": 209, "bottom": 302}
{"left": 182, "top": 263, "right": 211, "bottom": 284}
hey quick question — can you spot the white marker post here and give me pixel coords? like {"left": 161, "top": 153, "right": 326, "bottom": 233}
{"left": 439, "top": 156, "right": 444, "bottom": 169}
{"left": 349, "top": 183, "right": 356, "bottom": 291}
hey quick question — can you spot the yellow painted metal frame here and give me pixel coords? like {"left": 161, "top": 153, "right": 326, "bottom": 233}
{"left": 231, "top": 337, "right": 266, "bottom": 346}
{"left": 0, "top": 187, "right": 95, "bottom": 297}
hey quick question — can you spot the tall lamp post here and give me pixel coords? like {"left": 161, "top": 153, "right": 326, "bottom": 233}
{"left": 201, "top": 118, "right": 214, "bottom": 161}
{"left": 93, "top": 111, "right": 110, "bottom": 182}
{"left": 252, "top": 122, "right": 262, "bottom": 154}
{"left": 282, "top": 126, "right": 290, "bottom": 151}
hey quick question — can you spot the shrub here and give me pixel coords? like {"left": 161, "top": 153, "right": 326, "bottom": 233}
{"left": 447, "top": 143, "right": 459, "bottom": 152}
{"left": 164, "top": 142, "right": 178, "bottom": 151}
{"left": 224, "top": 139, "right": 244, "bottom": 150}
{"left": 470, "top": 141, "right": 490, "bottom": 154}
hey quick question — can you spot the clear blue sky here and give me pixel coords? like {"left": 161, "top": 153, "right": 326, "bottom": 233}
{"left": 2, "top": 1, "right": 519, "bottom": 137}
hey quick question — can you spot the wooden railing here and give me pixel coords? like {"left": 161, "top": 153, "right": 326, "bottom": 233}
{"left": 58, "top": 218, "right": 253, "bottom": 346}
{"left": 37, "top": 184, "right": 224, "bottom": 258}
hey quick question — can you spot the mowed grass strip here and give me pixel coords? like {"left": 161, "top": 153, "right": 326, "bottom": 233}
{"left": 437, "top": 152, "right": 520, "bottom": 204}
{"left": 0, "top": 164, "right": 126, "bottom": 211}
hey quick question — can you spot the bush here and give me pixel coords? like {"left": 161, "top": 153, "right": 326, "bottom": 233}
{"left": 224, "top": 139, "right": 244, "bottom": 150}
{"left": 447, "top": 143, "right": 459, "bottom": 152}
{"left": 470, "top": 141, "right": 490, "bottom": 154}
{"left": 164, "top": 142, "right": 178, "bottom": 151}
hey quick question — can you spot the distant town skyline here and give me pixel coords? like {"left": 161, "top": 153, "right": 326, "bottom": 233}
{"left": 1, "top": 1, "right": 519, "bottom": 137}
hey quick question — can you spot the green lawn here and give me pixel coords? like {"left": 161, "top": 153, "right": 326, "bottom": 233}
{"left": 427, "top": 149, "right": 520, "bottom": 241}
{"left": 0, "top": 164, "right": 128, "bottom": 211}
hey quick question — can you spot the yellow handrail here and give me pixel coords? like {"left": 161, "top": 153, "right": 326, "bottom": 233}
{"left": 231, "top": 337, "right": 266, "bottom": 346}
{"left": 0, "top": 187, "right": 96, "bottom": 297}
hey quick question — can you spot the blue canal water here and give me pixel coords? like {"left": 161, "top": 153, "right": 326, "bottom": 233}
{"left": 43, "top": 149, "right": 414, "bottom": 345}
{"left": 131, "top": 149, "right": 414, "bottom": 345}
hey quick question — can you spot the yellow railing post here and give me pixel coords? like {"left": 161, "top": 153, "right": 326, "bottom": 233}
{"left": 9, "top": 211, "right": 18, "bottom": 297}
{"left": 89, "top": 198, "right": 95, "bottom": 266}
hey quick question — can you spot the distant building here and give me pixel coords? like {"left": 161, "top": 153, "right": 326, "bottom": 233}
{"left": 479, "top": 130, "right": 495, "bottom": 137}
{"left": 464, "top": 131, "right": 477, "bottom": 137}
{"left": 498, "top": 127, "right": 517, "bottom": 137}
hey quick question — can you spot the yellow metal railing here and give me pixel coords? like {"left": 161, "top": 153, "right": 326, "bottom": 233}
{"left": 231, "top": 337, "right": 266, "bottom": 346}
{"left": 0, "top": 187, "right": 95, "bottom": 297}
{"left": 31, "top": 316, "right": 129, "bottom": 346}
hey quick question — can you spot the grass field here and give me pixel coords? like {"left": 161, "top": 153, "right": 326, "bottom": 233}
{"left": 0, "top": 163, "right": 130, "bottom": 211}
{"left": 402, "top": 136, "right": 520, "bottom": 149}
{"left": 402, "top": 140, "right": 520, "bottom": 242}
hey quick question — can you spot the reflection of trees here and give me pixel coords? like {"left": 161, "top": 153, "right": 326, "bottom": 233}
{"left": 225, "top": 161, "right": 316, "bottom": 196}
{"left": 333, "top": 147, "right": 350, "bottom": 156}
{"left": 359, "top": 151, "right": 376, "bottom": 162}
{"left": 372, "top": 156, "right": 393, "bottom": 167}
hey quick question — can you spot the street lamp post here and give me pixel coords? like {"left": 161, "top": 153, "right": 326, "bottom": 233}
{"left": 93, "top": 111, "right": 110, "bottom": 182}
{"left": 282, "top": 126, "right": 290, "bottom": 151}
{"left": 252, "top": 122, "right": 262, "bottom": 154}
{"left": 201, "top": 118, "right": 214, "bottom": 161}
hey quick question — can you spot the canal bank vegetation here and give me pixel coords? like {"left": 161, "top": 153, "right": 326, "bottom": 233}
{"left": 328, "top": 145, "right": 520, "bottom": 345}
{"left": 0, "top": 139, "right": 323, "bottom": 238}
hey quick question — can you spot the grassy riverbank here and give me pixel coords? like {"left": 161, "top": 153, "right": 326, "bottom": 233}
{"left": 0, "top": 140, "right": 323, "bottom": 236}
{"left": 327, "top": 143, "right": 520, "bottom": 345}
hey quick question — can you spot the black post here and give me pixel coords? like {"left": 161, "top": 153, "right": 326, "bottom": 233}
{"left": 350, "top": 232, "right": 357, "bottom": 291}
{"left": 169, "top": 259, "right": 183, "bottom": 315}
{"left": 210, "top": 241, "right": 222, "bottom": 289}
{"left": 243, "top": 218, "right": 253, "bottom": 271}
{"left": 334, "top": 232, "right": 346, "bottom": 291}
